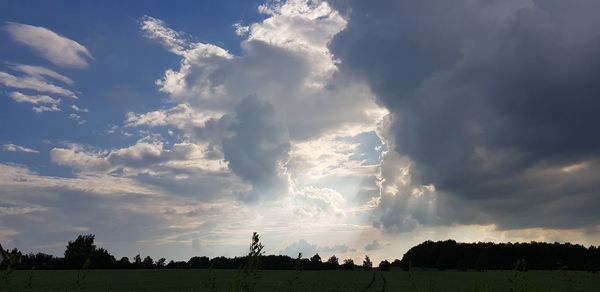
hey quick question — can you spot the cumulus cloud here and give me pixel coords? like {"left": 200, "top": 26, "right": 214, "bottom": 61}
{"left": 3, "top": 22, "right": 93, "bottom": 68}
{"left": 133, "top": 1, "right": 386, "bottom": 205}
{"left": 222, "top": 96, "right": 290, "bottom": 200}
{"left": 2, "top": 143, "right": 39, "bottom": 154}
{"left": 331, "top": 0, "right": 600, "bottom": 231}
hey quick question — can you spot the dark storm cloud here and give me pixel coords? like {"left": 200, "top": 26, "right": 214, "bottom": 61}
{"left": 222, "top": 95, "right": 290, "bottom": 201}
{"left": 330, "top": 0, "right": 600, "bottom": 230}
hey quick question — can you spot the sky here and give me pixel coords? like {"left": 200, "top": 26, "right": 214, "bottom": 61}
{"left": 1, "top": 0, "right": 600, "bottom": 263}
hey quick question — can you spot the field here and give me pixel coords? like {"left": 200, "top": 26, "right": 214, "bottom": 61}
{"left": 2, "top": 269, "right": 600, "bottom": 291}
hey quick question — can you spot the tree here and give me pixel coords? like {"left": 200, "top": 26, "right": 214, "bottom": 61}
{"left": 117, "top": 257, "right": 131, "bottom": 269}
{"left": 310, "top": 253, "right": 321, "bottom": 263}
{"left": 363, "top": 255, "right": 373, "bottom": 271}
{"left": 143, "top": 256, "right": 154, "bottom": 269}
{"left": 90, "top": 247, "right": 116, "bottom": 269}
{"left": 379, "top": 259, "right": 391, "bottom": 271}
{"left": 133, "top": 254, "right": 142, "bottom": 268}
{"left": 326, "top": 255, "right": 339, "bottom": 269}
{"left": 342, "top": 258, "right": 354, "bottom": 270}
{"left": 189, "top": 256, "right": 210, "bottom": 269}
{"left": 64, "top": 234, "right": 96, "bottom": 269}
{"left": 156, "top": 258, "right": 166, "bottom": 268}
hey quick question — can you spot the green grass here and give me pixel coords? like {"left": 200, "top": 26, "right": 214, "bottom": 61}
{"left": 1, "top": 269, "right": 600, "bottom": 291}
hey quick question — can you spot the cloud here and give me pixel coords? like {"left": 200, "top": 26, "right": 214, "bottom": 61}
{"left": 136, "top": 2, "right": 385, "bottom": 204}
{"left": 125, "top": 104, "right": 222, "bottom": 130}
{"left": 364, "top": 240, "right": 381, "bottom": 251}
{"left": 8, "top": 91, "right": 62, "bottom": 113}
{"left": 68, "top": 113, "right": 86, "bottom": 124}
{"left": 2, "top": 144, "right": 39, "bottom": 154}
{"left": 331, "top": 0, "right": 600, "bottom": 231}
{"left": 0, "top": 71, "right": 76, "bottom": 98}
{"left": 192, "top": 238, "right": 202, "bottom": 251}
{"left": 8, "top": 91, "right": 60, "bottom": 105}
{"left": 33, "top": 104, "right": 61, "bottom": 113}
{"left": 10, "top": 64, "right": 73, "bottom": 84}
{"left": 222, "top": 96, "right": 290, "bottom": 200}
{"left": 140, "top": 16, "right": 195, "bottom": 56}
{"left": 70, "top": 105, "right": 89, "bottom": 113}
{"left": 3, "top": 22, "right": 93, "bottom": 68}
{"left": 280, "top": 239, "right": 352, "bottom": 257}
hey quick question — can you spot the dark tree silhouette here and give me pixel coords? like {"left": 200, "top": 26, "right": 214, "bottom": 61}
{"left": 7, "top": 234, "right": 600, "bottom": 272}
{"left": 363, "top": 255, "right": 373, "bottom": 271}
{"left": 64, "top": 234, "right": 96, "bottom": 268}
{"left": 325, "top": 255, "right": 339, "bottom": 269}
{"left": 156, "top": 258, "right": 166, "bottom": 268}
{"left": 379, "top": 259, "right": 391, "bottom": 271}
{"left": 401, "top": 240, "right": 600, "bottom": 271}
{"left": 189, "top": 256, "right": 210, "bottom": 268}
{"left": 142, "top": 256, "right": 154, "bottom": 269}
{"left": 342, "top": 258, "right": 355, "bottom": 270}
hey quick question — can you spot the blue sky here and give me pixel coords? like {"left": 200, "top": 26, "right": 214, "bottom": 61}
{"left": 2, "top": 0, "right": 600, "bottom": 263}
{"left": 0, "top": 0, "right": 263, "bottom": 176}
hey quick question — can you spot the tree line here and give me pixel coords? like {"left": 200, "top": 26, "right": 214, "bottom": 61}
{"left": 1, "top": 234, "right": 375, "bottom": 271}
{"left": 2, "top": 235, "right": 599, "bottom": 271}
{"left": 398, "top": 240, "right": 600, "bottom": 272}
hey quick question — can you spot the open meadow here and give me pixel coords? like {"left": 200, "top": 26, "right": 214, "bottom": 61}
{"left": 2, "top": 269, "right": 600, "bottom": 292}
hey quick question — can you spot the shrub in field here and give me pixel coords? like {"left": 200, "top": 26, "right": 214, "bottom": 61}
{"left": 513, "top": 259, "right": 528, "bottom": 272}
{"left": 233, "top": 232, "right": 264, "bottom": 292}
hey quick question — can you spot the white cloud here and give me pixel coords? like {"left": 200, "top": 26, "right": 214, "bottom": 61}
{"left": 70, "top": 105, "right": 89, "bottom": 113}
{"left": 8, "top": 91, "right": 62, "bottom": 113}
{"left": 140, "top": 16, "right": 196, "bottom": 56}
{"left": 4, "top": 22, "right": 93, "bottom": 68}
{"left": 2, "top": 143, "right": 39, "bottom": 154}
{"left": 50, "top": 140, "right": 229, "bottom": 176}
{"left": 0, "top": 72, "right": 76, "bottom": 98}
{"left": 68, "top": 113, "right": 87, "bottom": 124}
{"left": 8, "top": 91, "right": 60, "bottom": 105}
{"left": 125, "top": 104, "right": 222, "bottom": 130}
{"left": 233, "top": 23, "right": 249, "bottom": 36}
{"left": 10, "top": 64, "right": 74, "bottom": 84}
{"left": 33, "top": 104, "right": 61, "bottom": 113}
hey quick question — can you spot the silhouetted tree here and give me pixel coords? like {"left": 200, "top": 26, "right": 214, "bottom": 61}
{"left": 117, "top": 257, "right": 131, "bottom": 269}
{"left": 64, "top": 234, "right": 96, "bottom": 269}
{"left": 400, "top": 240, "right": 599, "bottom": 271}
{"left": 363, "top": 255, "right": 373, "bottom": 271}
{"left": 157, "top": 258, "right": 166, "bottom": 268}
{"left": 342, "top": 258, "right": 354, "bottom": 270}
{"left": 142, "top": 256, "right": 154, "bottom": 269}
{"left": 379, "top": 259, "right": 391, "bottom": 271}
{"left": 189, "top": 256, "right": 210, "bottom": 268}
{"left": 133, "top": 254, "right": 142, "bottom": 268}
{"left": 325, "top": 255, "right": 339, "bottom": 269}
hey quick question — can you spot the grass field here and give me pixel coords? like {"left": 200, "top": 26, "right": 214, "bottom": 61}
{"left": 2, "top": 269, "right": 600, "bottom": 291}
